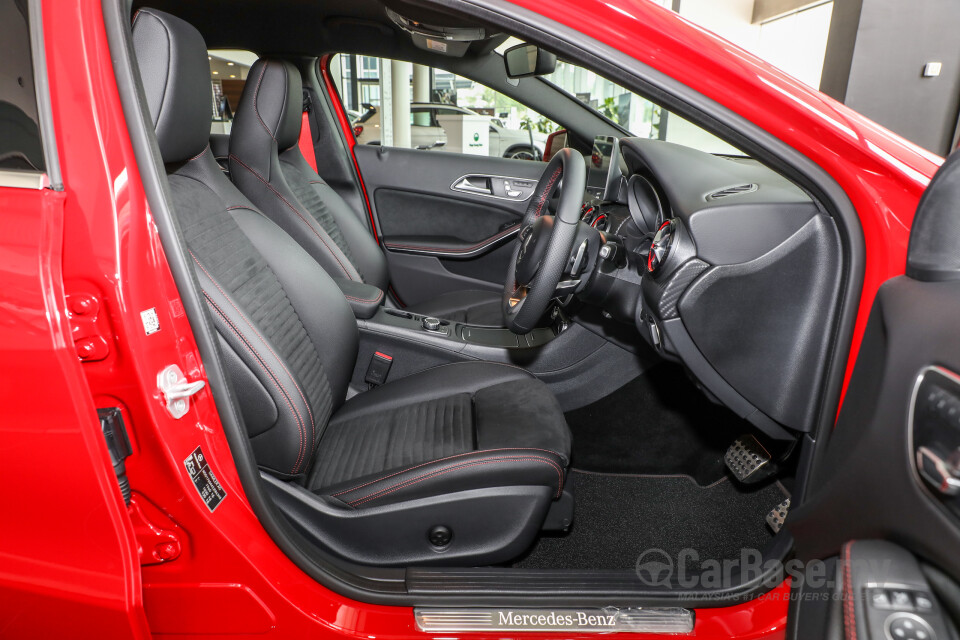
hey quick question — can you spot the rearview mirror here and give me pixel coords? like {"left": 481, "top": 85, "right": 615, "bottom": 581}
{"left": 503, "top": 43, "right": 557, "bottom": 79}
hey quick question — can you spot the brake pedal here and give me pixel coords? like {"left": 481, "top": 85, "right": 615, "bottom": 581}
{"left": 724, "top": 434, "right": 775, "bottom": 484}
{"left": 766, "top": 498, "right": 791, "bottom": 533}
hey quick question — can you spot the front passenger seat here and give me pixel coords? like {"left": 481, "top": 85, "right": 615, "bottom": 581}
{"left": 131, "top": 8, "right": 571, "bottom": 566}
{"left": 228, "top": 58, "right": 507, "bottom": 327}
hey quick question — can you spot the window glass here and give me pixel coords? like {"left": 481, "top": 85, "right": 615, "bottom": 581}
{"left": 208, "top": 50, "right": 257, "bottom": 134}
{"left": 0, "top": 0, "right": 44, "bottom": 171}
{"left": 542, "top": 62, "right": 742, "bottom": 156}
{"left": 496, "top": 37, "right": 743, "bottom": 156}
{"left": 331, "top": 54, "right": 558, "bottom": 161}
{"left": 330, "top": 51, "right": 742, "bottom": 159}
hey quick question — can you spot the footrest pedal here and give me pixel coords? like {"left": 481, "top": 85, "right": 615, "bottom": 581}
{"left": 766, "top": 497, "right": 791, "bottom": 533}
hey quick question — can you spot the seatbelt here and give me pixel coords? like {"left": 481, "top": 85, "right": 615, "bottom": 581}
{"left": 298, "top": 90, "right": 319, "bottom": 172}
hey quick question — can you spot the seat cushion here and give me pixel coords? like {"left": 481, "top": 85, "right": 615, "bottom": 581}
{"left": 405, "top": 289, "right": 505, "bottom": 327}
{"left": 308, "top": 362, "right": 570, "bottom": 508}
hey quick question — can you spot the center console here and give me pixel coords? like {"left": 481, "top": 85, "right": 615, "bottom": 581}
{"left": 350, "top": 305, "right": 657, "bottom": 411}
{"left": 378, "top": 307, "right": 559, "bottom": 349}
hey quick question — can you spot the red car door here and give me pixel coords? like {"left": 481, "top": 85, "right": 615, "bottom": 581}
{"left": 0, "top": 1, "right": 148, "bottom": 637}
{"left": 783, "top": 152, "right": 960, "bottom": 639}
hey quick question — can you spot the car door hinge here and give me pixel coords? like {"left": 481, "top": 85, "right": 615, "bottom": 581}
{"left": 65, "top": 291, "right": 110, "bottom": 361}
{"left": 158, "top": 364, "right": 205, "bottom": 419}
{"left": 128, "top": 493, "right": 183, "bottom": 565}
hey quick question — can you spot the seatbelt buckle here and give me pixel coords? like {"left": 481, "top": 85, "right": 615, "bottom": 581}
{"left": 365, "top": 351, "right": 393, "bottom": 387}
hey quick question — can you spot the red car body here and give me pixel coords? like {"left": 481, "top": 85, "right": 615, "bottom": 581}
{"left": 0, "top": 0, "right": 942, "bottom": 638}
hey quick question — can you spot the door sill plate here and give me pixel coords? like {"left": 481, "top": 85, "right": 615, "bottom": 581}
{"left": 414, "top": 607, "right": 694, "bottom": 633}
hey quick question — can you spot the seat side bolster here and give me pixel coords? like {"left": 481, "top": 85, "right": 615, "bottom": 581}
{"left": 230, "top": 208, "right": 358, "bottom": 408}
{"left": 195, "top": 263, "right": 318, "bottom": 479}
{"left": 280, "top": 148, "right": 390, "bottom": 290}
{"left": 230, "top": 152, "right": 362, "bottom": 282}
{"left": 319, "top": 448, "right": 567, "bottom": 509}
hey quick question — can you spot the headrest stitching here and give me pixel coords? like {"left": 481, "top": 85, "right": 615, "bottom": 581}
{"left": 275, "top": 61, "right": 289, "bottom": 144}
{"left": 252, "top": 62, "right": 276, "bottom": 141}
{"left": 187, "top": 145, "right": 209, "bottom": 162}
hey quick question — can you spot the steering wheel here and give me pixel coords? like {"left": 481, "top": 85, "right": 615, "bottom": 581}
{"left": 502, "top": 148, "right": 586, "bottom": 333}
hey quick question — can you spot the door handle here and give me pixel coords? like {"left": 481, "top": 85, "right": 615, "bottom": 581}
{"left": 453, "top": 177, "right": 492, "bottom": 195}
{"left": 451, "top": 175, "right": 536, "bottom": 200}
{"left": 917, "top": 445, "right": 960, "bottom": 495}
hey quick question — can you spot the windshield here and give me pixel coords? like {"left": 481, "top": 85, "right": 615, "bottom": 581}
{"left": 541, "top": 60, "right": 744, "bottom": 156}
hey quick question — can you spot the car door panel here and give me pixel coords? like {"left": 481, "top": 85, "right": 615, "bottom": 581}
{"left": 786, "top": 153, "right": 960, "bottom": 637}
{"left": 353, "top": 144, "right": 546, "bottom": 302}
{"left": 789, "top": 277, "right": 960, "bottom": 576}
{"left": 787, "top": 540, "right": 958, "bottom": 640}
{"left": 375, "top": 189, "right": 516, "bottom": 245}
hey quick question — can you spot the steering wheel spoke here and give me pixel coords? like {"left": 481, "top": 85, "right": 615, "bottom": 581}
{"left": 502, "top": 148, "right": 586, "bottom": 334}
{"left": 508, "top": 285, "right": 529, "bottom": 309}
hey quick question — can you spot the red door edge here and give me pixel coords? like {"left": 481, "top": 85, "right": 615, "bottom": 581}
{"left": 318, "top": 54, "right": 379, "bottom": 246}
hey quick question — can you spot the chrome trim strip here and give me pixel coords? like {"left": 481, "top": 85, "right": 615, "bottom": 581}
{"left": 0, "top": 170, "right": 48, "bottom": 190}
{"left": 384, "top": 225, "right": 519, "bottom": 259}
{"left": 414, "top": 607, "right": 694, "bottom": 633}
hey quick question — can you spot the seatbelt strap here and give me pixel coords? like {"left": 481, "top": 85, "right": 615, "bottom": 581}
{"left": 298, "top": 90, "right": 319, "bottom": 172}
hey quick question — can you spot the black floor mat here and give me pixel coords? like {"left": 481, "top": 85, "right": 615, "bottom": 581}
{"left": 513, "top": 470, "right": 786, "bottom": 570}
{"left": 565, "top": 365, "right": 746, "bottom": 485}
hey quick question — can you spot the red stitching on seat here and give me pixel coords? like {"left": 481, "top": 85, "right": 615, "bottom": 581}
{"left": 343, "top": 290, "right": 383, "bottom": 304}
{"left": 229, "top": 154, "right": 358, "bottom": 280}
{"left": 842, "top": 541, "right": 857, "bottom": 640}
{"left": 347, "top": 456, "right": 564, "bottom": 506}
{"left": 251, "top": 62, "right": 275, "bottom": 141}
{"left": 187, "top": 145, "right": 209, "bottom": 162}
{"left": 384, "top": 224, "right": 520, "bottom": 254}
{"left": 329, "top": 447, "right": 566, "bottom": 497}
{"left": 191, "top": 252, "right": 316, "bottom": 445}
{"left": 204, "top": 293, "right": 307, "bottom": 473}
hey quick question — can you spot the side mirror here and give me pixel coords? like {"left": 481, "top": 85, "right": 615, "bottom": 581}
{"left": 543, "top": 129, "right": 568, "bottom": 162}
{"left": 504, "top": 43, "right": 557, "bottom": 79}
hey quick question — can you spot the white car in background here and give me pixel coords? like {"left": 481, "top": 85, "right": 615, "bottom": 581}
{"left": 352, "top": 102, "right": 547, "bottom": 159}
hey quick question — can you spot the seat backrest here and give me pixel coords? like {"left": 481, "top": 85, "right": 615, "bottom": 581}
{"left": 229, "top": 59, "right": 389, "bottom": 290}
{"left": 132, "top": 8, "right": 358, "bottom": 479}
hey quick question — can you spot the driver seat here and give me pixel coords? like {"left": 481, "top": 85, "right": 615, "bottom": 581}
{"left": 131, "top": 8, "right": 570, "bottom": 565}
{"left": 228, "top": 58, "right": 505, "bottom": 327}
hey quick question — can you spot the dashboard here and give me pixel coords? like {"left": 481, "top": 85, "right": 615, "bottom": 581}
{"left": 579, "top": 136, "right": 843, "bottom": 440}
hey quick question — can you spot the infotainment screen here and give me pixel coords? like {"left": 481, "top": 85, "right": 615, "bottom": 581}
{"left": 587, "top": 135, "right": 624, "bottom": 201}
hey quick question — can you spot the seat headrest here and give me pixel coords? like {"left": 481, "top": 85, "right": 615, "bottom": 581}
{"left": 907, "top": 149, "right": 960, "bottom": 282}
{"left": 232, "top": 58, "right": 303, "bottom": 160}
{"left": 131, "top": 8, "right": 211, "bottom": 164}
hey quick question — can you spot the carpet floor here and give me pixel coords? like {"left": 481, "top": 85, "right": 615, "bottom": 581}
{"left": 513, "top": 470, "right": 786, "bottom": 570}
{"left": 564, "top": 364, "right": 747, "bottom": 485}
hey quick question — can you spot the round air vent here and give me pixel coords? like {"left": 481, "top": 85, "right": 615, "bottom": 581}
{"left": 647, "top": 220, "right": 675, "bottom": 273}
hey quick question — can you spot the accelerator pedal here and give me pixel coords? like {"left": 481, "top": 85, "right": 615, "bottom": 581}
{"left": 766, "top": 498, "right": 791, "bottom": 534}
{"left": 724, "top": 434, "right": 776, "bottom": 484}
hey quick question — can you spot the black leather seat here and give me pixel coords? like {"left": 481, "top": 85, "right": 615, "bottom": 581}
{"left": 131, "top": 8, "right": 571, "bottom": 565}
{"left": 227, "top": 58, "right": 506, "bottom": 326}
